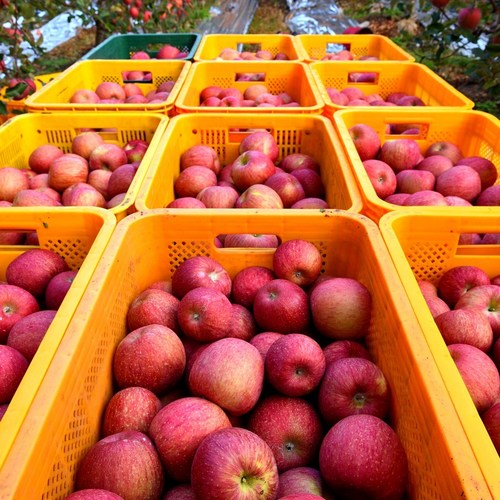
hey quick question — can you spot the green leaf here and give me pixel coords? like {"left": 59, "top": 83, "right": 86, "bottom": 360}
{"left": 0, "top": 101, "right": 7, "bottom": 115}
{"left": 5, "top": 82, "right": 28, "bottom": 99}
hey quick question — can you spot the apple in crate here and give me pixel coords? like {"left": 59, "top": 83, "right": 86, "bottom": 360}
{"left": 75, "top": 430, "right": 164, "bottom": 500}
{"left": 0, "top": 284, "right": 39, "bottom": 343}
{"left": 71, "top": 131, "right": 105, "bottom": 160}
{"left": 318, "top": 357, "right": 390, "bottom": 425}
{"left": 89, "top": 143, "right": 128, "bottom": 172}
{"left": 380, "top": 139, "right": 424, "bottom": 173}
{"left": 65, "top": 489, "right": 124, "bottom": 499}
{"left": 223, "top": 233, "right": 279, "bottom": 249}
{"left": 476, "top": 185, "right": 500, "bottom": 206}
{"left": 482, "top": 401, "right": 500, "bottom": 454}
{"left": 277, "top": 467, "right": 330, "bottom": 499}
{"left": 6, "top": 309, "right": 57, "bottom": 362}
{"left": 235, "top": 184, "right": 284, "bottom": 209}
{"left": 227, "top": 303, "right": 257, "bottom": 341}
{"left": 162, "top": 485, "right": 195, "bottom": 500}
{"left": 362, "top": 160, "right": 397, "bottom": 199}
{"left": 191, "top": 427, "right": 279, "bottom": 500}
{"left": 247, "top": 395, "right": 323, "bottom": 472}
{"left": 188, "top": 337, "right": 264, "bottom": 416}
{"left": 174, "top": 166, "right": 218, "bottom": 198}
{"left": 102, "top": 386, "right": 162, "bottom": 436}
{"left": 348, "top": 124, "right": 381, "bottom": 161}
{"left": 149, "top": 396, "right": 231, "bottom": 482}
{"left": 289, "top": 169, "right": 324, "bottom": 200}
{"left": 231, "top": 150, "right": 276, "bottom": 191}
{"left": 310, "top": 277, "right": 372, "bottom": 340}
{"left": 319, "top": 414, "right": 408, "bottom": 499}
{"left": 0, "top": 344, "right": 29, "bottom": 404}
{"left": 239, "top": 131, "right": 279, "bottom": 163}
{"left": 272, "top": 239, "right": 322, "bottom": 286}
{"left": 48, "top": 153, "right": 89, "bottom": 192}
{"left": 113, "top": 324, "right": 186, "bottom": 395}
{"left": 323, "top": 340, "right": 371, "bottom": 367}
{"left": 0, "top": 168, "right": 30, "bottom": 202}
{"left": 253, "top": 279, "right": 310, "bottom": 334}
{"left": 448, "top": 343, "right": 500, "bottom": 413}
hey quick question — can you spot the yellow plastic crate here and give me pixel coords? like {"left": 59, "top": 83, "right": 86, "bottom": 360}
{"left": 135, "top": 113, "right": 362, "bottom": 213}
{"left": 0, "top": 72, "right": 61, "bottom": 123}
{"left": 0, "top": 207, "right": 116, "bottom": 475}
{"left": 333, "top": 108, "right": 500, "bottom": 222}
{"left": 0, "top": 112, "right": 168, "bottom": 221}
{"left": 379, "top": 210, "right": 500, "bottom": 496}
{"left": 310, "top": 61, "right": 474, "bottom": 116}
{"left": 193, "top": 34, "right": 303, "bottom": 61}
{"left": 295, "top": 34, "right": 415, "bottom": 63}
{"left": 175, "top": 61, "right": 324, "bottom": 114}
{"left": 24, "top": 60, "right": 191, "bottom": 116}
{"left": 0, "top": 210, "right": 494, "bottom": 498}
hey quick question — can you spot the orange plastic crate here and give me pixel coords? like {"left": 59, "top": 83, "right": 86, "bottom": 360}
{"left": 0, "top": 112, "right": 168, "bottom": 221}
{"left": 0, "top": 207, "right": 116, "bottom": 474}
{"left": 295, "top": 34, "right": 415, "bottom": 63}
{"left": 0, "top": 210, "right": 494, "bottom": 498}
{"left": 333, "top": 108, "right": 500, "bottom": 222}
{"left": 24, "top": 60, "right": 191, "bottom": 117}
{"left": 380, "top": 210, "right": 500, "bottom": 496}
{"left": 193, "top": 34, "right": 303, "bottom": 61}
{"left": 310, "top": 61, "right": 474, "bottom": 116}
{"left": 135, "top": 113, "right": 362, "bottom": 213}
{"left": 175, "top": 61, "right": 324, "bottom": 114}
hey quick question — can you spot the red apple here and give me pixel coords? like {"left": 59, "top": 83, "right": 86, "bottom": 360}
{"left": 102, "top": 386, "right": 162, "bottom": 436}
{"left": 396, "top": 169, "right": 435, "bottom": 194}
{"left": 28, "top": 145, "right": 64, "bottom": 174}
{"left": 65, "top": 490, "right": 124, "bottom": 499}
{"left": 437, "top": 265, "right": 491, "bottom": 308}
{"left": 126, "top": 288, "right": 179, "bottom": 332}
{"left": 75, "top": 430, "right": 164, "bottom": 500}
{"left": 362, "top": 159, "right": 397, "bottom": 199}
{"left": 446, "top": 196, "right": 473, "bottom": 207}
{"left": 0, "top": 344, "right": 29, "bottom": 403}
{"left": 455, "top": 285, "right": 500, "bottom": 338}
{"left": 122, "top": 83, "right": 144, "bottom": 98}
{"left": 380, "top": 139, "right": 423, "bottom": 172}
{"left": 250, "top": 332, "right": 284, "bottom": 362}
{"left": 227, "top": 303, "right": 257, "bottom": 341}
{"left": 243, "top": 84, "right": 268, "bottom": 101}
{"left": 89, "top": 143, "right": 128, "bottom": 172}
{"left": 113, "top": 324, "right": 186, "bottom": 395}
{"left": 231, "top": 151, "right": 276, "bottom": 191}
{"left": 231, "top": 265, "right": 276, "bottom": 309}
{"left": 157, "top": 44, "right": 180, "bottom": 59}
{"left": 174, "top": 166, "right": 218, "bottom": 198}
{"left": 48, "top": 153, "right": 89, "bottom": 191}
{"left": 291, "top": 198, "right": 329, "bottom": 209}
{"left": 131, "top": 51, "right": 150, "bottom": 59}
{"left": 70, "top": 89, "right": 100, "bottom": 104}
{"left": 0, "top": 168, "right": 29, "bottom": 202}
{"left": 188, "top": 337, "right": 264, "bottom": 416}
{"left": 72, "top": 131, "right": 105, "bottom": 159}
{"left": 177, "top": 286, "right": 233, "bottom": 342}
{"left": 415, "top": 155, "right": 453, "bottom": 177}
{"left": 253, "top": 279, "right": 310, "bottom": 334}
{"left": 200, "top": 86, "right": 223, "bottom": 101}
{"left": 348, "top": 124, "right": 381, "bottom": 161}
{"left": 171, "top": 255, "right": 231, "bottom": 299}
{"left": 44, "top": 269, "right": 77, "bottom": 310}
{"left": 323, "top": 340, "right": 371, "bottom": 367}
{"left": 123, "top": 139, "right": 149, "bottom": 163}
{"left": 448, "top": 343, "right": 500, "bottom": 413}
{"left": 403, "top": 190, "right": 449, "bottom": 206}
{"left": 28, "top": 173, "right": 49, "bottom": 189}
{"left": 290, "top": 169, "right": 325, "bottom": 200}
{"left": 425, "top": 141, "right": 463, "bottom": 164}
{"left": 272, "top": 239, "right": 322, "bottom": 287}
{"left": 434, "top": 308, "right": 493, "bottom": 352}
{"left": 476, "top": 185, "right": 500, "bottom": 206}
{"left": 310, "top": 277, "right": 372, "bottom": 340}
{"left": 318, "top": 357, "right": 390, "bottom": 424}
{"left": 456, "top": 156, "right": 497, "bottom": 190}
{"left": 435, "top": 165, "right": 481, "bottom": 202}
{"left": 482, "top": 401, "right": 500, "bottom": 453}
{"left": 6, "top": 248, "right": 69, "bottom": 298}
{"left": 163, "top": 485, "right": 195, "bottom": 500}
{"left": 149, "top": 396, "right": 231, "bottom": 482}
{"left": 247, "top": 395, "right": 323, "bottom": 472}
{"left": 425, "top": 294, "right": 451, "bottom": 318}
{"left": 95, "top": 82, "right": 126, "bottom": 101}
{"left": 239, "top": 131, "right": 279, "bottom": 163}
{"left": 235, "top": 184, "right": 284, "bottom": 209}
{"left": 11, "top": 189, "right": 61, "bottom": 207}
{"left": 62, "top": 182, "right": 106, "bottom": 207}
{"left": 264, "top": 172, "right": 305, "bottom": 207}
{"left": 265, "top": 333, "right": 326, "bottom": 397}
{"left": 166, "top": 197, "right": 206, "bottom": 208}
{"left": 458, "top": 7, "right": 481, "bottom": 30}
{"left": 223, "top": 233, "right": 279, "bottom": 248}
{"left": 191, "top": 427, "right": 279, "bottom": 500}
{"left": 384, "top": 192, "right": 410, "bottom": 205}
{"left": 277, "top": 467, "right": 330, "bottom": 499}
{"left": 319, "top": 414, "right": 408, "bottom": 500}
{"left": 341, "top": 87, "right": 365, "bottom": 101}
{"left": 106, "top": 164, "right": 137, "bottom": 199}
{"left": 197, "top": 185, "right": 240, "bottom": 208}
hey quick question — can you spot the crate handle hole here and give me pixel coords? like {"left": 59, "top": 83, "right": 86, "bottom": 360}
{"left": 347, "top": 71, "right": 378, "bottom": 84}
{"left": 235, "top": 72, "right": 266, "bottom": 82}
{"left": 386, "top": 122, "right": 427, "bottom": 138}
{"left": 237, "top": 42, "right": 262, "bottom": 54}
{"left": 121, "top": 70, "right": 153, "bottom": 83}
{"left": 228, "top": 127, "right": 273, "bottom": 143}
{"left": 216, "top": 233, "right": 281, "bottom": 249}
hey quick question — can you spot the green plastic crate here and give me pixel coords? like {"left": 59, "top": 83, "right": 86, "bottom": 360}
{"left": 82, "top": 33, "right": 202, "bottom": 61}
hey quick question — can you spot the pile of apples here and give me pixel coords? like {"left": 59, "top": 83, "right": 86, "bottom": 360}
{"left": 0, "top": 248, "right": 76, "bottom": 419}
{"left": 418, "top": 265, "right": 500, "bottom": 453}
{"left": 69, "top": 79, "right": 176, "bottom": 105}
{"left": 314, "top": 49, "right": 381, "bottom": 61}
{"left": 130, "top": 44, "right": 189, "bottom": 60}
{"left": 214, "top": 47, "right": 290, "bottom": 61}
{"left": 348, "top": 122, "right": 499, "bottom": 207}
{"left": 0, "top": 131, "right": 150, "bottom": 209}
{"left": 327, "top": 87, "right": 427, "bottom": 106}
{"left": 68, "top": 238, "right": 410, "bottom": 500}
{"left": 199, "top": 83, "right": 300, "bottom": 108}
{"left": 167, "top": 130, "right": 328, "bottom": 210}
